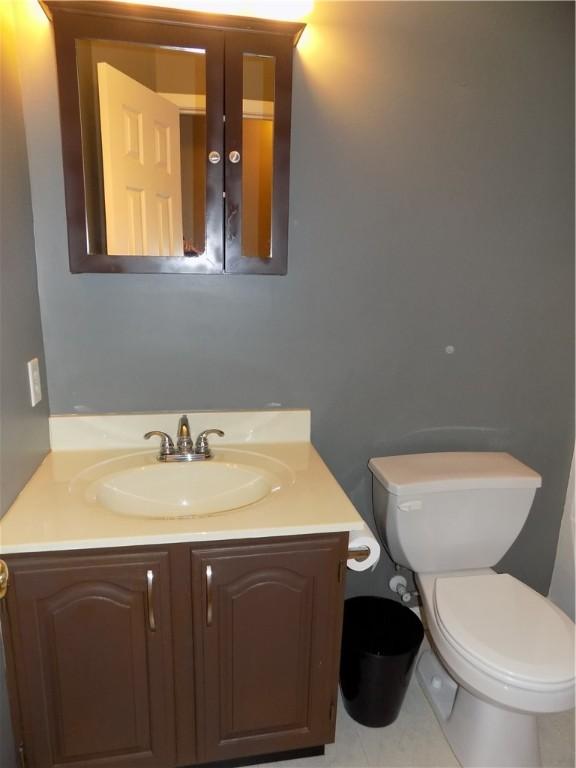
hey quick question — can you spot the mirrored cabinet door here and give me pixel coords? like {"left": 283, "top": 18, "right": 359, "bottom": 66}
{"left": 224, "top": 33, "right": 294, "bottom": 275}
{"left": 50, "top": 4, "right": 225, "bottom": 273}
{"left": 79, "top": 42, "right": 213, "bottom": 260}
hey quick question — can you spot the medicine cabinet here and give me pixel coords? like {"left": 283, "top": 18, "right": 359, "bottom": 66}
{"left": 42, "top": 1, "right": 305, "bottom": 274}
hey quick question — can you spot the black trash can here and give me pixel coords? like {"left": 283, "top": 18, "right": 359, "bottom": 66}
{"left": 340, "top": 596, "right": 424, "bottom": 727}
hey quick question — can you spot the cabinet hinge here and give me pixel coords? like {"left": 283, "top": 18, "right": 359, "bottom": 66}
{"left": 329, "top": 700, "right": 336, "bottom": 723}
{"left": 17, "top": 742, "right": 27, "bottom": 768}
{"left": 223, "top": 114, "right": 226, "bottom": 123}
{"left": 337, "top": 560, "right": 343, "bottom": 583}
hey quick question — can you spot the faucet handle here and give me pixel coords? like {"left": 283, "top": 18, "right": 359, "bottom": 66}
{"left": 195, "top": 429, "right": 225, "bottom": 458}
{"left": 144, "top": 431, "right": 175, "bottom": 457}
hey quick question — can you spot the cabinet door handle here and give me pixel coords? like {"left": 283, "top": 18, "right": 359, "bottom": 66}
{"left": 0, "top": 560, "right": 8, "bottom": 600}
{"left": 146, "top": 569, "right": 156, "bottom": 631}
{"left": 206, "top": 565, "right": 213, "bottom": 626}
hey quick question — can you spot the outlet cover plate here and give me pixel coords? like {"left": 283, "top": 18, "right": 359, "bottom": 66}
{"left": 27, "top": 358, "right": 42, "bottom": 407}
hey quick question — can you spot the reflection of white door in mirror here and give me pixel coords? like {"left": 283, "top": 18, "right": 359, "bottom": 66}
{"left": 97, "top": 63, "right": 184, "bottom": 257}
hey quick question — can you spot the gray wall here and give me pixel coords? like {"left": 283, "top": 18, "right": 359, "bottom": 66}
{"left": 0, "top": 5, "right": 50, "bottom": 517}
{"left": 1, "top": 2, "right": 51, "bottom": 763}
{"left": 17, "top": 1, "right": 574, "bottom": 597}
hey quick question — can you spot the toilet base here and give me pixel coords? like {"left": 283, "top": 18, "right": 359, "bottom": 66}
{"left": 417, "top": 650, "right": 541, "bottom": 768}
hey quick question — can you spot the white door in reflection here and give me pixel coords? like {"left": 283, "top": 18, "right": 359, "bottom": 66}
{"left": 97, "top": 62, "right": 184, "bottom": 256}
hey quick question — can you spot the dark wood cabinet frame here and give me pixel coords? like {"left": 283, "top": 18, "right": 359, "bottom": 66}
{"left": 223, "top": 32, "right": 294, "bottom": 275}
{"left": 42, "top": 1, "right": 304, "bottom": 275}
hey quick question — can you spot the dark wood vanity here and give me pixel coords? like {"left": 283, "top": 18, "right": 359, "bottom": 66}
{"left": 1, "top": 533, "right": 347, "bottom": 768}
{"left": 43, "top": 1, "right": 304, "bottom": 274}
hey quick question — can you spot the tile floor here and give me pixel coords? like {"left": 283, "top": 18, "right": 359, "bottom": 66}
{"left": 261, "top": 678, "right": 575, "bottom": 768}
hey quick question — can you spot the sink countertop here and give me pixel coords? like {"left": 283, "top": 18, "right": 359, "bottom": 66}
{"left": 0, "top": 443, "right": 364, "bottom": 554}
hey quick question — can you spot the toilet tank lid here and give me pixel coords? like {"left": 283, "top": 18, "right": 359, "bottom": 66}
{"left": 368, "top": 452, "right": 542, "bottom": 494}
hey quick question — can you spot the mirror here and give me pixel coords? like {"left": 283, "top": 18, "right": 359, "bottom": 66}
{"left": 76, "top": 39, "right": 207, "bottom": 258}
{"left": 242, "top": 54, "right": 275, "bottom": 260}
{"left": 76, "top": 40, "right": 277, "bottom": 261}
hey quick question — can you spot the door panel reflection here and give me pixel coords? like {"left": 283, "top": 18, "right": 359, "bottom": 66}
{"left": 76, "top": 39, "right": 206, "bottom": 257}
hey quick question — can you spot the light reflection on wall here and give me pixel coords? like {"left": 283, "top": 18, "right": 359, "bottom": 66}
{"left": 113, "top": 0, "right": 313, "bottom": 22}
{"left": 294, "top": 23, "right": 316, "bottom": 58}
{"left": 22, "top": 0, "right": 51, "bottom": 28}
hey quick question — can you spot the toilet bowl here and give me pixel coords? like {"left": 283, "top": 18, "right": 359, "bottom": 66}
{"left": 368, "top": 451, "right": 576, "bottom": 768}
{"left": 416, "top": 569, "right": 574, "bottom": 767}
{"left": 421, "top": 570, "right": 574, "bottom": 712}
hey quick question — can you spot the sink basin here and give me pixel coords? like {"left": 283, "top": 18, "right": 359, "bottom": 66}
{"left": 79, "top": 449, "right": 293, "bottom": 519}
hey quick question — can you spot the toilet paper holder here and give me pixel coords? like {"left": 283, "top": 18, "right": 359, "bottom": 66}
{"left": 347, "top": 546, "right": 370, "bottom": 562}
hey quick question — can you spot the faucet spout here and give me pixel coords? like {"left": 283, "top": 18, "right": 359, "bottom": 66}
{"left": 177, "top": 414, "right": 190, "bottom": 438}
{"left": 176, "top": 414, "right": 194, "bottom": 454}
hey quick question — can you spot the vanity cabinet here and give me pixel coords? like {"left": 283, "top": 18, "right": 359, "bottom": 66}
{"left": 1, "top": 534, "right": 347, "bottom": 768}
{"left": 44, "top": 1, "right": 305, "bottom": 275}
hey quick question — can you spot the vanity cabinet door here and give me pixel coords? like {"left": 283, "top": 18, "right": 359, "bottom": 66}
{"left": 3, "top": 550, "right": 175, "bottom": 768}
{"left": 190, "top": 534, "right": 347, "bottom": 763}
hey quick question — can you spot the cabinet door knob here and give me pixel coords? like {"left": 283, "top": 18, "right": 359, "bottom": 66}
{"left": 208, "top": 151, "right": 221, "bottom": 164}
{"left": 0, "top": 560, "right": 8, "bottom": 600}
{"left": 228, "top": 150, "right": 241, "bottom": 164}
{"left": 146, "top": 569, "right": 156, "bottom": 631}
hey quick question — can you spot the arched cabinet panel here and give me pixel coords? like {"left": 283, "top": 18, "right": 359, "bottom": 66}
{"left": 4, "top": 551, "right": 175, "bottom": 768}
{"left": 190, "top": 535, "right": 346, "bottom": 763}
{"left": 221, "top": 569, "right": 312, "bottom": 738}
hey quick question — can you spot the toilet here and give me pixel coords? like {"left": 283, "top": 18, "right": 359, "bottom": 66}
{"left": 368, "top": 451, "right": 575, "bottom": 768}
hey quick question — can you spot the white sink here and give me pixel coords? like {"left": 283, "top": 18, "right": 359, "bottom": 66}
{"left": 79, "top": 449, "right": 293, "bottom": 519}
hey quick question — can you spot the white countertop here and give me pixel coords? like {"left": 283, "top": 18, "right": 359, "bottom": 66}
{"left": 0, "top": 442, "right": 363, "bottom": 554}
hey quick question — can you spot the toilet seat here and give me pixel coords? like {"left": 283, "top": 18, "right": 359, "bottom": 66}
{"left": 433, "top": 573, "right": 575, "bottom": 691}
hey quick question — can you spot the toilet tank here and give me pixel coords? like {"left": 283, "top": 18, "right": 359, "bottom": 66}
{"left": 368, "top": 452, "right": 541, "bottom": 573}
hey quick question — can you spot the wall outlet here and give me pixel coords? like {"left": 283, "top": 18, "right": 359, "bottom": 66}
{"left": 27, "top": 358, "right": 42, "bottom": 407}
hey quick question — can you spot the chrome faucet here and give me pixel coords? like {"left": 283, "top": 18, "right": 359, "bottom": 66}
{"left": 144, "top": 415, "right": 224, "bottom": 462}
